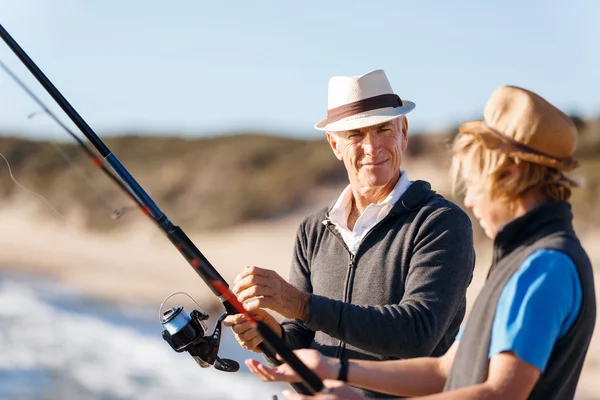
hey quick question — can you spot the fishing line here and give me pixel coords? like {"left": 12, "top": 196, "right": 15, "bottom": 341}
{"left": 0, "top": 58, "right": 135, "bottom": 220}
{"left": 29, "top": 110, "right": 133, "bottom": 220}
{"left": 0, "top": 149, "right": 63, "bottom": 217}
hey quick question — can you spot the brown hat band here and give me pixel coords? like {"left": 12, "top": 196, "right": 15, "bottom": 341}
{"left": 481, "top": 120, "right": 579, "bottom": 170}
{"left": 326, "top": 93, "right": 403, "bottom": 124}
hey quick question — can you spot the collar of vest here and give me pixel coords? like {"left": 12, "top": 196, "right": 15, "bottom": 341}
{"left": 492, "top": 199, "right": 574, "bottom": 262}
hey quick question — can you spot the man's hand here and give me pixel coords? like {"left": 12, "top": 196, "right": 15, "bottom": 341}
{"left": 233, "top": 266, "right": 311, "bottom": 320}
{"left": 282, "top": 380, "right": 366, "bottom": 400}
{"left": 245, "top": 349, "right": 339, "bottom": 382}
{"left": 223, "top": 305, "right": 281, "bottom": 352}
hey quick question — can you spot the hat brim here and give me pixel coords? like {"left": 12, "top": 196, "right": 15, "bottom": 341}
{"left": 314, "top": 100, "right": 416, "bottom": 132}
{"left": 459, "top": 120, "right": 579, "bottom": 172}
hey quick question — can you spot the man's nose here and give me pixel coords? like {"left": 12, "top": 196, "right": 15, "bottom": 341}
{"left": 361, "top": 133, "right": 382, "bottom": 155}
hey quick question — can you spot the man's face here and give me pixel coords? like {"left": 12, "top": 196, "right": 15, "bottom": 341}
{"left": 327, "top": 117, "right": 408, "bottom": 190}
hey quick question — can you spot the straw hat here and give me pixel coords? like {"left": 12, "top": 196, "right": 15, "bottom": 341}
{"left": 459, "top": 85, "right": 579, "bottom": 171}
{"left": 314, "top": 69, "right": 415, "bottom": 132}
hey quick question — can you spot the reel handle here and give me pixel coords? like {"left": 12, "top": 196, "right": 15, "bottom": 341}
{"left": 214, "top": 356, "right": 240, "bottom": 372}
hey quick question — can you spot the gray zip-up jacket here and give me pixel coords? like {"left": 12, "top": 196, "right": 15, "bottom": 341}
{"left": 277, "top": 180, "right": 475, "bottom": 398}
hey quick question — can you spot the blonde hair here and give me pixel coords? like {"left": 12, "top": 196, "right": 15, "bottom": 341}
{"left": 450, "top": 133, "right": 580, "bottom": 204}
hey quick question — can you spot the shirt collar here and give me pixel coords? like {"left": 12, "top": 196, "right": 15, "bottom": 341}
{"left": 326, "top": 170, "right": 411, "bottom": 227}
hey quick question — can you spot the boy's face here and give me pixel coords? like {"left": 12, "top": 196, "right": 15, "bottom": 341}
{"left": 462, "top": 172, "right": 514, "bottom": 239}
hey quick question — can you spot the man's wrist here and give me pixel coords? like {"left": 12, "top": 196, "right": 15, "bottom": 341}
{"left": 297, "top": 291, "right": 311, "bottom": 321}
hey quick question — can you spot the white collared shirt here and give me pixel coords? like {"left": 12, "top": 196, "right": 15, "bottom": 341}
{"left": 324, "top": 170, "right": 412, "bottom": 254}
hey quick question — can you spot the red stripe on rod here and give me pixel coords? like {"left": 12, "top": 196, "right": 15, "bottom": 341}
{"left": 91, "top": 157, "right": 102, "bottom": 168}
{"left": 211, "top": 281, "right": 256, "bottom": 323}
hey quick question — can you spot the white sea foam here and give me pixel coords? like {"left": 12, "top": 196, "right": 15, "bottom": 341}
{"left": 0, "top": 276, "right": 287, "bottom": 400}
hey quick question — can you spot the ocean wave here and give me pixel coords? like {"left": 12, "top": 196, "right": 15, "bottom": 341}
{"left": 0, "top": 275, "right": 287, "bottom": 400}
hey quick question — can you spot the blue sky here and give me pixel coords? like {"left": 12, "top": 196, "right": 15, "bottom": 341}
{"left": 0, "top": 0, "right": 598, "bottom": 140}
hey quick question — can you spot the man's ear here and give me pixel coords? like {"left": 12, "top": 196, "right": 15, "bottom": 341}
{"left": 401, "top": 117, "right": 409, "bottom": 152}
{"left": 326, "top": 132, "right": 344, "bottom": 161}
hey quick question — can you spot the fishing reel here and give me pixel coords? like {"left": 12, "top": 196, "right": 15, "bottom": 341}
{"left": 159, "top": 292, "right": 239, "bottom": 373}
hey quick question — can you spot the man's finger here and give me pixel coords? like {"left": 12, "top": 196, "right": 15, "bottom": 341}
{"left": 236, "top": 265, "right": 273, "bottom": 281}
{"left": 230, "top": 320, "right": 254, "bottom": 335}
{"left": 232, "top": 273, "right": 272, "bottom": 294}
{"left": 234, "top": 334, "right": 262, "bottom": 351}
{"left": 244, "top": 334, "right": 264, "bottom": 352}
{"left": 223, "top": 313, "right": 249, "bottom": 327}
{"left": 247, "top": 307, "right": 272, "bottom": 322}
{"left": 244, "top": 300, "right": 265, "bottom": 312}
{"left": 246, "top": 265, "right": 272, "bottom": 276}
{"left": 245, "top": 298, "right": 273, "bottom": 311}
{"left": 237, "top": 285, "right": 273, "bottom": 303}
{"left": 237, "top": 326, "right": 260, "bottom": 342}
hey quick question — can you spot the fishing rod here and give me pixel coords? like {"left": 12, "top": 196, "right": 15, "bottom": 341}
{"left": 0, "top": 24, "right": 322, "bottom": 396}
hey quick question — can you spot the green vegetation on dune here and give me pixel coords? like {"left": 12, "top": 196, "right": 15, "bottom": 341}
{"left": 0, "top": 133, "right": 347, "bottom": 231}
{"left": 0, "top": 115, "right": 598, "bottom": 233}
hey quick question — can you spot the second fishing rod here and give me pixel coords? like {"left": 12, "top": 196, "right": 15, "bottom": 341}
{"left": 0, "top": 23, "right": 324, "bottom": 396}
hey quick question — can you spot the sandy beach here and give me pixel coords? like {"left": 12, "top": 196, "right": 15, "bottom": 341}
{"left": 1, "top": 199, "right": 599, "bottom": 399}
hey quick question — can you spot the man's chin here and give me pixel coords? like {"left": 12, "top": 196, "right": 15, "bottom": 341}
{"left": 359, "top": 173, "right": 394, "bottom": 188}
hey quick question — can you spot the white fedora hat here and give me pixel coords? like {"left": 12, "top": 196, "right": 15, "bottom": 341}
{"left": 314, "top": 69, "right": 416, "bottom": 132}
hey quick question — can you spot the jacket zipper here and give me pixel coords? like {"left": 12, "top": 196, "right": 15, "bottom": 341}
{"left": 336, "top": 253, "right": 355, "bottom": 359}
{"left": 324, "top": 214, "right": 392, "bottom": 360}
{"left": 324, "top": 222, "right": 354, "bottom": 360}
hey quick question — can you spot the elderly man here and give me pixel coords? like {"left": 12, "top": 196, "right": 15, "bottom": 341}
{"left": 224, "top": 69, "right": 475, "bottom": 398}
